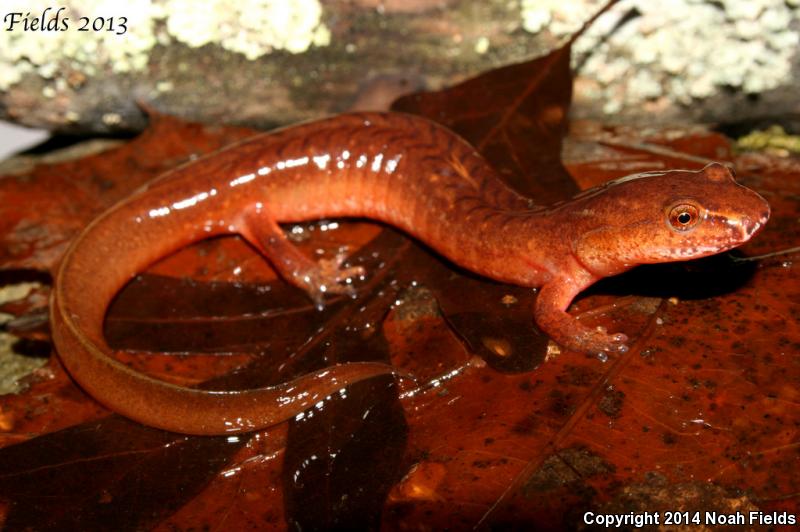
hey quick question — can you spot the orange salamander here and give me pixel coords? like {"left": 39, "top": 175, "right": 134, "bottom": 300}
{"left": 51, "top": 112, "right": 770, "bottom": 434}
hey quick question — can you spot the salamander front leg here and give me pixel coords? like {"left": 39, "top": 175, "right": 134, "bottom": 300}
{"left": 240, "top": 210, "right": 365, "bottom": 308}
{"left": 534, "top": 278, "right": 629, "bottom": 355}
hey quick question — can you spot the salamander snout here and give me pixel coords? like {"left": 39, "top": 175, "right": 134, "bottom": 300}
{"left": 741, "top": 208, "right": 770, "bottom": 238}
{"left": 740, "top": 192, "right": 771, "bottom": 240}
{"left": 716, "top": 190, "right": 771, "bottom": 249}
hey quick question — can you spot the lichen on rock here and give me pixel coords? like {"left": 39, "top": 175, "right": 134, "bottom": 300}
{"left": 0, "top": 0, "right": 331, "bottom": 90}
{"left": 520, "top": 0, "right": 800, "bottom": 113}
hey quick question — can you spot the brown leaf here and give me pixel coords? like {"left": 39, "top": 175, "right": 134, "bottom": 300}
{"left": 0, "top": 417, "right": 246, "bottom": 531}
{"left": 0, "top": 114, "right": 255, "bottom": 271}
{"left": 393, "top": 40, "right": 576, "bottom": 203}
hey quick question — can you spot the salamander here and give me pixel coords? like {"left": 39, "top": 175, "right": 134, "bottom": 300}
{"left": 50, "top": 112, "right": 771, "bottom": 435}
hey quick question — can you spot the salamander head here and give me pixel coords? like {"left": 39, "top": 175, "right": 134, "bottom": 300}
{"left": 573, "top": 163, "right": 771, "bottom": 277}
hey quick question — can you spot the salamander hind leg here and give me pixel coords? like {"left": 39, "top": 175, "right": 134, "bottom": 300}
{"left": 534, "top": 280, "right": 629, "bottom": 355}
{"left": 240, "top": 209, "right": 365, "bottom": 308}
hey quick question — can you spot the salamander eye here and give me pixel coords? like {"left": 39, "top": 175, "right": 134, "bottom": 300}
{"left": 667, "top": 204, "right": 700, "bottom": 231}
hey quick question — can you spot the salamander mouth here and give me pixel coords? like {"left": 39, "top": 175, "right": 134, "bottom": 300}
{"left": 716, "top": 205, "right": 770, "bottom": 246}
{"left": 743, "top": 219, "right": 761, "bottom": 239}
{"left": 741, "top": 208, "right": 770, "bottom": 240}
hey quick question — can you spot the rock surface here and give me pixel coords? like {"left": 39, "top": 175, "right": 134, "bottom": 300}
{"left": 1, "top": 0, "right": 798, "bottom": 133}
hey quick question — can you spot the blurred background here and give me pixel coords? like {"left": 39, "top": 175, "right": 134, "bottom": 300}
{"left": 0, "top": 122, "right": 48, "bottom": 160}
{"left": 1, "top": 0, "right": 798, "bottom": 152}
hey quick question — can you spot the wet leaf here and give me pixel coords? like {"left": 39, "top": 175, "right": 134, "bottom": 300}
{"left": 0, "top": 114, "right": 256, "bottom": 272}
{"left": 393, "top": 47, "right": 576, "bottom": 203}
{"left": 0, "top": 417, "right": 245, "bottom": 531}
